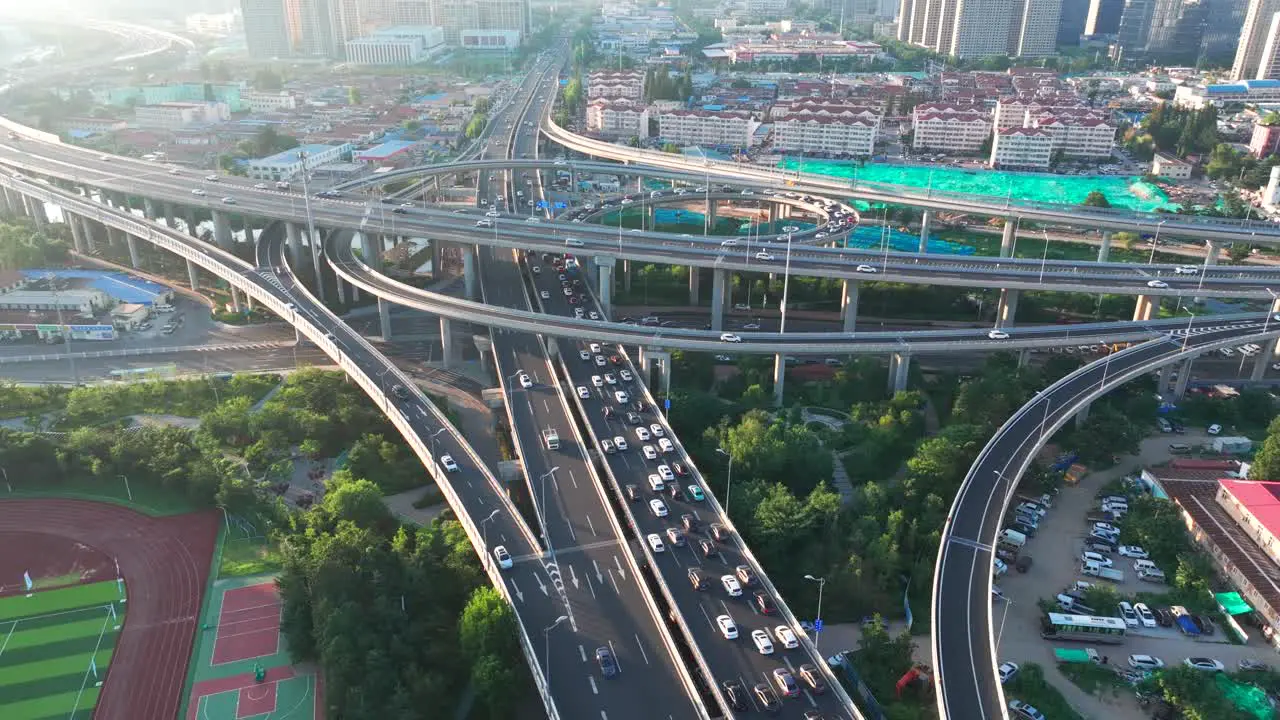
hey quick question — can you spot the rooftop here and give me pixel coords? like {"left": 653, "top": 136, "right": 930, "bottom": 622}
{"left": 253, "top": 143, "right": 346, "bottom": 166}
{"left": 1220, "top": 479, "right": 1280, "bottom": 541}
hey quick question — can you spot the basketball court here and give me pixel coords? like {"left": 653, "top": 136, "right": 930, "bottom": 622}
{"left": 210, "top": 583, "right": 281, "bottom": 665}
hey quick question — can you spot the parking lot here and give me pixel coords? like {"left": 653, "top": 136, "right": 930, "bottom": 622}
{"left": 995, "top": 433, "right": 1276, "bottom": 719}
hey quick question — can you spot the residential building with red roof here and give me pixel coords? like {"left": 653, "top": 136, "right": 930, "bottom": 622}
{"left": 990, "top": 126, "right": 1053, "bottom": 168}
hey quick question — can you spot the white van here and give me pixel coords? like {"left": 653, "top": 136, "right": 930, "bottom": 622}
{"left": 154, "top": 304, "right": 175, "bottom": 313}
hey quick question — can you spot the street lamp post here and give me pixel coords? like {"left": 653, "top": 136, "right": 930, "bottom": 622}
{"left": 429, "top": 427, "right": 446, "bottom": 457}
{"left": 715, "top": 447, "right": 733, "bottom": 517}
{"left": 543, "top": 615, "right": 569, "bottom": 690}
{"left": 1180, "top": 305, "right": 1196, "bottom": 353}
{"left": 803, "top": 574, "right": 826, "bottom": 651}
{"left": 779, "top": 231, "right": 794, "bottom": 334}
{"left": 1148, "top": 220, "right": 1166, "bottom": 265}
{"left": 480, "top": 508, "right": 500, "bottom": 564}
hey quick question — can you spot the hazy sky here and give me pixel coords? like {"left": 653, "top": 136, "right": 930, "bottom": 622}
{"left": 1, "top": 0, "right": 237, "bottom": 22}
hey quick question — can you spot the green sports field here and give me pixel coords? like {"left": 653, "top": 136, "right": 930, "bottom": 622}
{"left": 0, "top": 580, "right": 127, "bottom": 720}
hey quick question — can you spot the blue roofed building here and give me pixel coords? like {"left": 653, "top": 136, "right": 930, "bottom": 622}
{"left": 246, "top": 143, "right": 353, "bottom": 181}
{"left": 1176, "top": 79, "right": 1280, "bottom": 109}
{"left": 353, "top": 140, "right": 419, "bottom": 164}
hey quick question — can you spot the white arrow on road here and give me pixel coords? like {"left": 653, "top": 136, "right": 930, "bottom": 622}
{"left": 509, "top": 579, "right": 524, "bottom": 603}
{"left": 535, "top": 572, "right": 549, "bottom": 596}
{"left": 569, "top": 565, "right": 579, "bottom": 590}
{"left": 613, "top": 554, "right": 626, "bottom": 581}
{"left": 593, "top": 559, "right": 604, "bottom": 584}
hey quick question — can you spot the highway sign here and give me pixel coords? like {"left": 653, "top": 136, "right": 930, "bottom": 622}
{"left": 813, "top": 619, "right": 823, "bottom": 631}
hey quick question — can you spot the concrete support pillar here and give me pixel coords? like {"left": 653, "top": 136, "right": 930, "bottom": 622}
{"left": 0, "top": 187, "right": 16, "bottom": 216}
{"left": 1000, "top": 219, "right": 1016, "bottom": 258}
{"left": 596, "top": 256, "right": 614, "bottom": 318}
{"left": 996, "top": 288, "right": 1020, "bottom": 328}
{"left": 1158, "top": 364, "right": 1173, "bottom": 396}
{"left": 1097, "top": 231, "right": 1112, "bottom": 263}
{"left": 689, "top": 266, "right": 701, "bottom": 305}
{"left": 211, "top": 210, "right": 232, "bottom": 250}
{"left": 335, "top": 275, "right": 347, "bottom": 305}
{"left": 840, "top": 279, "right": 859, "bottom": 333}
{"left": 431, "top": 239, "right": 443, "bottom": 276}
{"left": 126, "top": 234, "right": 140, "bottom": 268}
{"left": 68, "top": 212, "right": 86, "bottom": 252}
{"left": 1252, "top": 351, "right": 1269, "bottom": 382}
{"left": 286, "top": 222, "right": 304, "bottom": 269}
{"left": 1074, "top": 402, "right": 1091, "bottom": 429}
{"left": 772, "top": 353, "right": 785, "bottom": 407}
{"left": 230, "top": 286, "right": 243, "bottom": 313}
{"left": 711, "top": 268, "right": 727, "bottom": 331}
{"left": 888, "top": 352, "right": 911, "bottom": 393}
{"left": 143, "top": 197, "right": 158, "bottom": 221}
{"left": 1132, "top": 294, "right": 1156, "bottom": 322}
{"left": 463, "top": 244, "right": 477, "bottom": 300}
{"left": 379, "top": 298, "right": 392, "bottom": 341}
{"left": 26, "top": 195, "right": 46, "bottom": 228}
{"left": 440, "top": 317, "right": 454, "bottom": 368}
{"left": 186, "top": 259, "right": 200, "bottom": 290}
{"left": 1018, "top": 349, "right": 1030, "bottom": 368}
{"left": 1174, "top": 359, "right": 1193, "bottom": 399}
{"left": 474, "top": 334, "right": 494, "bottom": 377}
{"left": 768, "top": 204, "right": 779, "bottom": 228}
{"left": 182, "top": 209, "right": 196, "bottom": 238}
{"left": 81, "top": 217, "right": 97, "bottom": 252}
{"left": 918, "top": 210, "right": 931, "bottom": 253}
{"left": 640, "top": 348, "right": 671, "bottom": 397}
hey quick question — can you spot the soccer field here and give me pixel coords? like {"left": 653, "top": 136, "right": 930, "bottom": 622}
{"left": 0, "top": 580, "right": 127, "bottom": 720}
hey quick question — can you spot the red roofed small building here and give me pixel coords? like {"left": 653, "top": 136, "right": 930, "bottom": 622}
{"left": 990, "top": 127, "right": 1053, "bottom": 168}
{"left": 1218, "top": 480, "right": 1280, "bottom": 567}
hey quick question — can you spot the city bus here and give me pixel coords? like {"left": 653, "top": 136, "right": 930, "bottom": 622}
{"left": 1040, "top": 612, "right": 1127, "bottom": 644}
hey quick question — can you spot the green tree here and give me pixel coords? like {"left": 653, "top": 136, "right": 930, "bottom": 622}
{"left": 459, "top": 586, "right": 518, "bottom": 661}
{"left": 319, "top": 478, "right": 396, "bottom": 532}
{"left": 471, "top": 654, "right": 521, "bottom": 720}
{"left": 348, "top": 86, "right": 362, "bottom": 105}
{"left": 1082, "top": 190, "right": 1111, "bottom": 208}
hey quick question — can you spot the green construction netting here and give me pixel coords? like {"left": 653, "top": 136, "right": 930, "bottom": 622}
{"left": 778, "top": 159, "right": 1180, "bottom": 212}
{"left": 1216, "top": 592, "right": 1254, "bottom": 615}
{"left": 1216, "top": 674, "right": 1277, "bottom": 720}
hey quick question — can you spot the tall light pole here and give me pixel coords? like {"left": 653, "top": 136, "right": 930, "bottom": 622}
{"left": 1147, "top": 219, "right": 1166, "bottom": 265}
{"left": 716, "top": 447, "right": 733, "bottom": 517}
{"left": 480, "top": 508, "right": 500, "bottom": 560}
{"left": 429, "top": 427, "right": 446, "bottom": 457}
{"left": 779, "top": 230, "right": 794, "bottom": 334}
{"left": 803, "top": 574, "right": 826, "bottom": 651}
{"left": 1180, "top": 305, "right": 1196, "bottom": 352}
{"left": 543, "top": 614, "right": 569, "bottom": 690}
{"left": 298, "top": 150, "right": 325, "bottom": 302}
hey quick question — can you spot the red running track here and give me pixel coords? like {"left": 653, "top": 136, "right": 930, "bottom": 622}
{"left": 0, "top": 499, "right": 218, "bottom": 720}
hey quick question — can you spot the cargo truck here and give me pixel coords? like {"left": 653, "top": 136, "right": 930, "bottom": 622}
{"left": 1054, "top": 648, "right": 1104, "bottom": 664}
{"left": 542, "top": 428, "right": 560, "bottom": 450}
{"left": 1081, "top": 560, "right": 1124, "bottom": 582}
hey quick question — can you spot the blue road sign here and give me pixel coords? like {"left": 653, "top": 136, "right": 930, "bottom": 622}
{"left": 554, "top": 201, "right": 567, "bottom": 209}
{"left": 813, "top": 619, "right": 823, "bottom": 631}
{"left": 664, "top": 398, "right": 671, "bottom": 410}
{"left": 537, "top": 201, "right": 548, "bottom": 208}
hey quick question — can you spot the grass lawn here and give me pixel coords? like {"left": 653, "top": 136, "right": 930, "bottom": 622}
{"left": 1004, "top": 663, "right": 1086, "bottom": 720}
{"left": 218, "top": 537, "right": 284, "bottom": 578}
{"left": 1059, "top": 661, "right": 1131, "bottom": 696}
{"left": 1, "top": 476, "right": 199, "bottom": 517}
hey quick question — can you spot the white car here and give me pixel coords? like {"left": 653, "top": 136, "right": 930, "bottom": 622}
{"left": 578, "top": 350, "right": 590, "bottom": 361}
{"left": 658, "top": 438, "right": 675, "bottom": 454}
{"left": 642, "top": 445, "right": 658, "bottom": 460}
{"left": 221, "top": 197, "right": 236, "bottom": 205}
{"left": 1134, "top": 602, "right": 1157, "bottom": 628}
{"left": 540, "top": 290, "right": 551, "bottom": 300}
{"left": 589, "top": 343, "right": 601, "bottom": 354}
{"left": 1117, "top": 601, "right": 1139, "bottom": 627}
{"left": 720, "top": 333, "right": 742, "bottom": 343}
{"left": 191, "top": 188, "right": 206, "bottom": 196}
{"left": 657, "top": 465, "right": 674, "bottom": 481}
{"left": 604, "top": 373, "right": 617, "bottom": 385}
{"left": 441, "top": 454, "right": 459, "bottom": 473}
{"left": 494, "top": 545, "right": 513, "bottom": 570}
{"left": 594, "top": 355, "right": 607, "bottom": 367}
{"left": 751, "top": 629, "right": 774, "bottom": 655}
{"left": 717, "top": 614, "right": 738, "bottom": 639}
{"left": 1184, "top": 657, "right": 1225, "bottom": 672}
{"left": 773, "top": 625, "right": 799, "bottom": 649}
{"left": 518, "top": 373, "right": 533, "bottom": 389}
{"left": 721, "top": 575, "right": 743, "bottom": 596}
{"left": 650, "top": 424, "right": 665, "bottom": 437}
{"left": 635, "top": 427, "right": 652, "bottom": 441}
{"left": 647, "top": 474, "right": 665, "bottom": 492}
{"left": 755, "top": 251, "right": 775, "bottom": 261}
{"left": 993, "top": 558, "right": 1008, "bottom": 576}
{"left": 614, "top": 391, "right": 630, "bottom": 404}
{"left": 1147, "top": 279, "right": 1169, "bottom": 288}
{"left": 649, "top": 498, "right": 668, "bottom": 517}
{"left": 1208, "top": 423, "right": 1222, "bottom": 435}
{"left": 1128, "top": 654, "right": 1165, "bottom": 670}
{"left": 592, "top": 375, "right": 604, "bottom": 388}
{"left": 619, "top": 369, "right": 633, "bottom": 382}
{"left": 1081, "top": 551, "right": 1113, "bottom": 567}
{"left": 998, "top": 661, "right": 1019, "bottom": 684}
{"left": 1093, "top": 522, "right": 1120, "bottom": 535}
{"left": 254, "top": 183, "right": 268, "bottom": 189}
{"left": 646, "top": 533, "right": 666, "bottom": 553}
{"left": 720, "top": 239, "right": 739, "bottom": 247}
{"left": 577, "top": 386, "right": 590, "bottom": 399}
{"left": 855, "top": 264, "right": 877, "bottom": 274}
{"left": 988, "top": 329, "right": 1009, "bottom": 340}
{"left": 1118, "top": 545, "right": 1148, "bottom": 558}
{"left": 613, "top": 436, "right": 628, "bottom": 451}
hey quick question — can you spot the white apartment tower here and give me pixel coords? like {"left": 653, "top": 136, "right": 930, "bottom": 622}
{"left": 1234, "top": 0, "right": 1280, "bottom": 80}
{"left": 241, "top": 0, "right": 293, "bottom": 58}
{"left": 900, "top": 0, "right": 1064, "bottom": 57}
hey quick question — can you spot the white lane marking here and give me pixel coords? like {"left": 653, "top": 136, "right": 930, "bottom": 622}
{"left": 589, "top": 675, "right": 599, "bottom": 695}
{"left": 593, "top": 560, "right": 604, "bottom": 584}
{"left": 609, "top": 569, "right": 621, "bottom": 594}
{"left": 586, "top": 514, "right": 597, "bottom": 536}
{"left": 579, "top": 645, "right": 587, "bottom": 662}
{"left": 508, "top": 579, "right": 524, "bottom": 603}
{"left": 587, "top": 573, "right": 597, "bottom": 599}
{"left": 568, "top": 469, "right": 578, "bottom": 489}
{"left": 634, "top": 634, "right": 650, "bottom": 665}
{"left": 566, "top": 518, "right": 577, "bottom": 542}
{"left": 543, "top": 398, "right": 550, "bottom": 412}
{"left": 608, "top": 639, "right": 622, "bottom": 674}
{"left": 613, "top": 555, "right": 626, "bottom": 580}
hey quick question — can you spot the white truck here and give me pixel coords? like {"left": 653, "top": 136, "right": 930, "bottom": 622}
{"left": 1081, "top": 560, "right": 1124, "bottom": 582}
{"left": 542, "top": 428, "right": 560, "bottom": 450}
{"left": 999, "top": 529, "right": 1027, "bottom": 548}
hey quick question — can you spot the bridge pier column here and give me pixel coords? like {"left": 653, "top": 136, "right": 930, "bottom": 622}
{"left": 286, "top": 223, "right": 304, "bottom": 269}
{"left": 68, "top": 212, "right": 86, "bottom": 252}
{"left": 1132, "top": 295, "right": 1155, "bottom": 322}
{"left": 186, "top": 259, "right": 200, "bottom": 290}
{"left": 143, "top": 198, "right": 158, "bottom": 221}
{"left": 711, "top": 269, "right": 727, "bottom": 331}
{"left": 335, "top": 275, "right": 347, "bottom": 305}
{"left": 211, "top": 210, "right": 232, "bottom": 250}
{"left": 474, "top": 334, "right": 494, "bottom": 377}
{"left": 1018, "top": 349, "right": 1030, "bottom": 367}
{"left": 431, "top": 239, "right": 444, "bottom": 276}
{"left": 81, "top": 217, "right": 97, "bottom": 252}
{"left": 463, "top": 244, "right": 477, "bottom": 300}
{"left": 185, "top": 208, "right": 199, "bottom": 238}
{"left": 378, "top": 298, "right": 392, "bottom": 341}
{"left": 888, "top": 352, "right": 911, "bottom": 393}
{"left": 596, "top": 256, "right": 614, "bottom": 319}
{"left": 689, "top": 266, "right": 700, "bottom": 304}
{"left": 126, "top": 234, "right": 141, "bottom": 268}
{"left": 996, "top": 289, "right": 1019, "bottom": 328}
{"left": 1097, "top": 231, "right": 1112, "bottom": 263}
{"left": 0, "top": 188, "right": 16, "bottom": 216}
{"left": 1001, "top": 219, "right": 1016, "bottom": 258}
{"left": 841, "top": 279, "right": 859, "bottom": 333}
{"left": 230, "top": 286, "right": 243, "bottom": 313}
{"left": 639, "top": 347, "right": 671, "bottom": 397}
{"left": 310, "top": 228, "right": 327, "bottom": 303}
{"left": 918, "top": 210, "right": 931, "bottom": 253}
{"left": 1252, "top": 351, "right": 1269, "bottom": 382}
{"left": 705, "top": 197, "right": 716, "bottom": 231}
{"left": 1075, "top": 402, "right": 1091, "bottom": 428}
{"left": 768, "top": 204, "right": 779, "bottom": 228}
{"left": 25, "top": 195, "right": 46, "bottom": 229}
{"left": 440, "top": 317, "right": 455, "bottom": 369}
{"left": 1174, "top": 359, "right": 1193, "bottom": 399}
{"left": 772, "top": 353, "right": 785, "bottom": 407}
{"left": 1158, "top": 363, "right": 1173, "bottom": 395}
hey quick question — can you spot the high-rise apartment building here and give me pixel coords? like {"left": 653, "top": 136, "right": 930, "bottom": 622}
{"left": 285, "top": 0, "right": 339, "bottom": 57}
{"left": 1234, "top": 0, "right": 1280, "bottom": 79}
{"left": 1084, "top": 0, "right": 1124, "bottom": 34}
{"left": 1058, "top": 0, "right": 1091, "bottom": 42}
{"left": 241, "top": 0, "right": 293, "bottom": 58}
{"left": 1257, "top": 11, "right": 1280, "bottom": 79}
{"left": 415, "top": 0, "right": 526, "bottom": 45}
{"left": 898, "top": 0, "right": 1063, "bottom": 57}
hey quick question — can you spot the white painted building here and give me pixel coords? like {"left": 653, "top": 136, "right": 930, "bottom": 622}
{"left": 246, "top": 143, "right": 353, "bottom": 181}
{"left": 912, "top": 109, "right": 993, "bottom": 153}
{"left": 771, "top": 104, "right": 882, "bottom": 156}
{"left": 588, "top": 70, "right": 646, "bottom": 101}
{"left": 657, "top": 109, "right": 759, "bottom": 148}
{"left": 134, "top": 102, "right": 229, "bottom": 129}
{"left": 990, "top": 126, "right": 1054, "bottom": 168}
{"left": 585, "top": 99, "right": 650, "bottom": 139}
{"left": 345, "top": 26, "right": 445, "bottom": 65}
{"left": 243, "top": 91, "right": 299, "bottom": 113}
{"left": 1031, "top": 115, "right": 1116, "bottom": 158}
